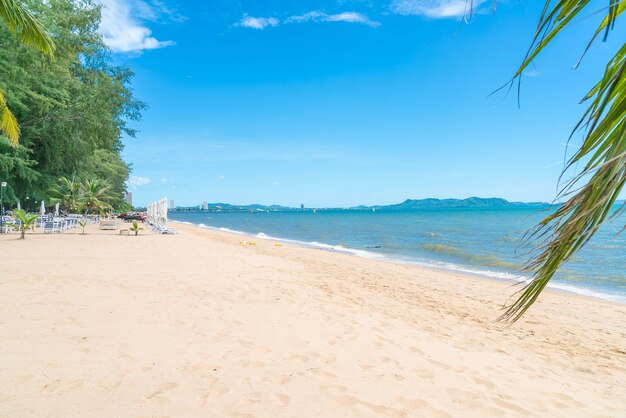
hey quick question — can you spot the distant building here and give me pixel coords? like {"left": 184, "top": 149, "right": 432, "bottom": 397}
{"left": 168, "top": 199, "right": 175, "bottom": 210}
{"left": 124, "top": 191, "right": 132, "bottom": 206}
{"left": 300, "top": 203, "right": 304, "bottom": 209}
{"left": 202, "top": 201, "right": 208, "bottom": 211}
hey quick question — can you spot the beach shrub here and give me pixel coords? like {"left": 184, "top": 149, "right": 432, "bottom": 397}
{"left": 12, "top": 209, "right": 38, "bottom": 239}
{"left": 129, "top": 220, "right": 143, "bottom": 236}
{"left": 78, "top": 220, "right": 87, "bottom": 235}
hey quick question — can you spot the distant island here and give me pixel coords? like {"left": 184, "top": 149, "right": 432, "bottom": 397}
{"left": 167, "top": 197, "right": 551, "bottom": 213}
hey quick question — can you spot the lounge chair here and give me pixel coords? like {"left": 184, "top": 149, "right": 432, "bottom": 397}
{"left": 99, "top": 219, "right": 119, "bottom": 230}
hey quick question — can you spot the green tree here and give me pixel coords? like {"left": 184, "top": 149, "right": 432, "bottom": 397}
{"left": 47, "top": 176, "right": 80, "bottom": 213}
{"left": 485, "top": 1, "right": 626, "bottom": 320}
{"left": 0, "top": 0, "right": 55, "bottom": 145}
{"left": 79, "top": 178, "right": 112, "bottom": 215}
{"left": 0, "top": 0, "right": 143, "bottom": 212}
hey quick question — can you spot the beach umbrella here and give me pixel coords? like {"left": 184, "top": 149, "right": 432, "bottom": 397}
{"left": 40, "top": 200, "right": 45, "bottom": 216}
{"left": 160, "top": 197, "right": 168, "bottom": 223}
{"left": 55, "top": 202, "right": 59, "bottom": 216}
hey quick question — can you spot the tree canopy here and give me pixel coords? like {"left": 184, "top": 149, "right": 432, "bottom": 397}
{"left": 0, "top": 0, "right": 143, "bottom": 211}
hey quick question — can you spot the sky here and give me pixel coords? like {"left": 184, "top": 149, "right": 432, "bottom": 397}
{"left": 97, "top": 0, "right": 626, "bottom": 207}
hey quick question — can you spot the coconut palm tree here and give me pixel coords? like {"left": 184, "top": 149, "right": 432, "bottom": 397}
{"left": 481, "top": 1, "right": 626, "bottom": 321}
{"left": 48, "top": 176, "right": 81, "bottom": 213}
{"left": 0, "top": 0, "right": 56, "bottom": 145}
{"left": 79, "top": 179, "right": 113, "bottom": 215}
{"left": 129, "top": 220, "right": 144, "bottom": 236}
{"left": 12, "top": 208, "right": 38, "bottom": 239}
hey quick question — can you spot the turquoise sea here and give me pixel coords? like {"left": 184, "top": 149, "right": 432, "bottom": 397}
{"left": 170, "top": 207, "right": 626, "bottom": 303}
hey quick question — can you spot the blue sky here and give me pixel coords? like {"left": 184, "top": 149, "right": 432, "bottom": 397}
{"left": 98, "top": 0, "right": 625, "bottom": 207}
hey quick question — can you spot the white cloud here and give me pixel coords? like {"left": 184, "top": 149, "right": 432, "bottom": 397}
{"left": 218, "top": 175, "right": 225, "bottom": 180}
{"left": 160, "top": 178, "right": 168, "bottom": 183}
{"left": 96, "top": 0, "right": 175, "bottom": 52}
{"left": 325, "top": 12, "right": 380, "bottom": 26}
{"left": 286, "top": 11, "right": 380, "bottom": 27}
{"left": 127, "top": 176, "right": 151, "bottom": 188}
{"left": 236, "top": 15, "right": 280, "bottom": 30}
{"left": 237, "top": 11, "right": 380, "bottom": 29}
{"left": 390, "top": 0, "right": 487, "bottom": 19}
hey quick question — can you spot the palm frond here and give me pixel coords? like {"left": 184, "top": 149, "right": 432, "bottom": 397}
{"left": 0, "top": 89, "right": 19, "bottom": 145}
{"left": 0, "top": 0, "right": 55, "bottom": 57}
{"left": 499, "top": 1, "right": 626, "bottom": 321}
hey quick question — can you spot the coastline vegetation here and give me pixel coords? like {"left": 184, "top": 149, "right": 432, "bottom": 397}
{"left": 11, "top": 208, "right": 37, "bottom": 238}
{"left": 129, "top": 220, "right": 143, "bottom": 236}
{"left": 48, "top": 176, "right": 115, "bottom": 215}
{"left": 0, "top": 0, "right": 143, "bottom": 213}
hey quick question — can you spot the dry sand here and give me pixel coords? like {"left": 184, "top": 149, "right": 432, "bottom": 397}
{"left": 0, "top": 221, "right": 625, "bottom": 417}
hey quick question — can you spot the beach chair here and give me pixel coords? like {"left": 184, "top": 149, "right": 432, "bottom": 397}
{"left": 99, "top": 219, "right": 118, "bottom": 230}
{"left": 44, "top": 221, "right": 60, "bottom": 234}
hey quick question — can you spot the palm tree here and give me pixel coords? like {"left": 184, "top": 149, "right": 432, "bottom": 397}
{"left": 48, "top": 176, "right": 81, "bottom": 213}
{"left": 12, "top": 208, "right": 38, "bottom": 239}
{"left": 0, "top": 0, "right": 55, "bottom": 145}
{"left": 479, "top": 1, "right": 626, "bottom": 320}
{"left": 79, "top": 179, "right": 113, "bottom": 215}
{"left": 129, "top": 220, "right": 144, "bottom": 236}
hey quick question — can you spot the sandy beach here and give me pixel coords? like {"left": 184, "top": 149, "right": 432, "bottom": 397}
{"left": 0, "top": 221, "right": 624, "bottom": 417}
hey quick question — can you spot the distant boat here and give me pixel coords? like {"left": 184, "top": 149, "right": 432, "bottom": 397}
{"left": 372, "top": 208, "right": 376, "bottom": 212}
{"left": 313, "top": 209, "right": 317, "bottom": 214}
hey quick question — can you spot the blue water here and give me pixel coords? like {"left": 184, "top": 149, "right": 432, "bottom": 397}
{"left": 170, "top": 208, "right": 626, "bottom": 302}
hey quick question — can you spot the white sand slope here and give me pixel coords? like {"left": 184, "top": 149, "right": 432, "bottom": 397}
{"left": 0, "top": 222, "right": 624, "bottom": 417}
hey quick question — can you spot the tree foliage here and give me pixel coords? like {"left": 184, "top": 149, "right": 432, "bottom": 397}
{"left": 0, "top": 0, "right": 144, "bottom": 212}
{"left": 11, "top": 207, "right": 38, "bottom": 238}
{"left": 0, "top": 0, "right": 55, "bottom": 144}
{"left": 492, "top": 1, "right": 626, "bottom": 321}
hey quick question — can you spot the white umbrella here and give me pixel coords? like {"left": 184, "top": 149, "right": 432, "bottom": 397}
{"left": 40, "top": 200, "right": 45, "bottom": 216}
{"left": 55, "top": 202, "right": 59, "bottom": 216}
{"left": 160, "top": 197, "right": 168, "bottom": 224}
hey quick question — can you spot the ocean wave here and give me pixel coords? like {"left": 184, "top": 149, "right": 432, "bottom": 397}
{"left": 172, "top": 220, "right": 626, "bottom": 304}
{"left": 421, "top": 243, "right": 520, "bottom": 270}
{"left": 254, "top": 232, "right": 385, "bottom": 259}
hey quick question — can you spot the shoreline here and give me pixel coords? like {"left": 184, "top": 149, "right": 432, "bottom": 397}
{"left": 172, "top": 220, "right": 626, "bottom": 306}
{"left": 1, "top": 222, "right": 625, "bottom": 416}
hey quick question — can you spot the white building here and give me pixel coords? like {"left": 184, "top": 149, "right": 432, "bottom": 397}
{"left": 202, "top": 201, "right": 208, "bottom": 210}
{"left": 168, "top": 199, "right": 175, "bottom": 210}
{"left": 124, "top": 191, "right": 133, "bottom": 206}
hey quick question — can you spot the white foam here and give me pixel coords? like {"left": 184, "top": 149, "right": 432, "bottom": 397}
{"left": 174, "top": 220, "right": 626, "bottom": 304}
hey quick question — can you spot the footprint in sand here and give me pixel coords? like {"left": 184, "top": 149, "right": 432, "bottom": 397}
{"left": 262, "top": 375, "right": 291, "bottom": 385}
{"left": 308, "top": 368, "right": 337, "bottom": 379}
{"left": 238, "top": 360, "right": 265, "bottom": 368}
{"left": 274, "top": 393, "right": 290, "bottom": 405}
{"left": 319, "top": 384, "right": 348, "bottom": 395}
{"left": 145, "top": 382, "right": 179, "bottom": 405}
{"left": 288, "top": 354, "right": 309, "bottom": 363}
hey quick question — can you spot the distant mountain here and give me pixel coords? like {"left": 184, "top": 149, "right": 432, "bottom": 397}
{"left": 378, "top": 197, "right": 548, "bottom": 210}
{"left": 171, "top": 197, "right": 550, "bottom": 213}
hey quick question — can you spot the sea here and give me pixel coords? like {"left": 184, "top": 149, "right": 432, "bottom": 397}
{"left": 170, "top": 207, "right": 626, "bottom": 303}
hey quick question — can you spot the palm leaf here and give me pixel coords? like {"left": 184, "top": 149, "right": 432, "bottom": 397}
{"left": 0, "top": 89, "right": 19, "bottom": 145}
{"left": 0, "top": 0, "right": 55, "bottom": 57}
{"left": 498, "top": 1, "right": 626, "bottom": 321}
